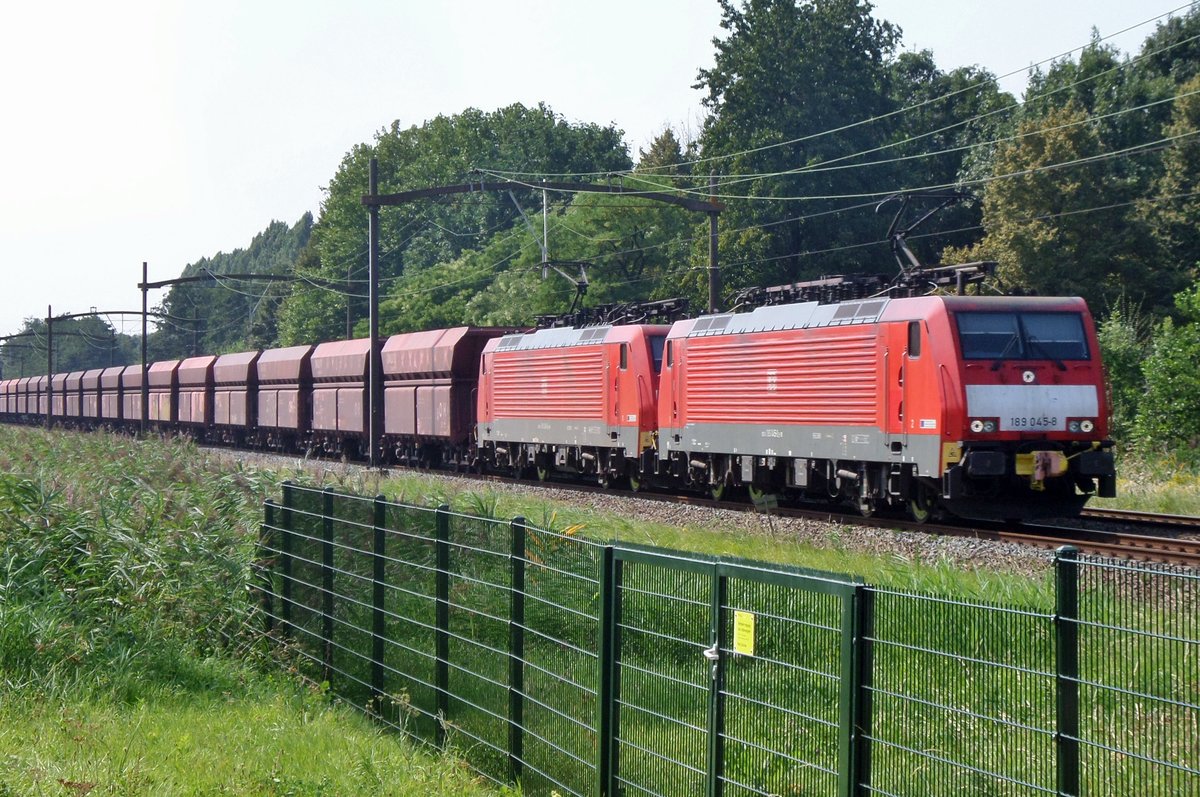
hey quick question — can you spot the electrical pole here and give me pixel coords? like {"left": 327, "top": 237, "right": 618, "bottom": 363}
{"left": 46, "top": 305, "right": 53, "bottom": 430}
{"left": 367, "top": 158, "right": 382, "bottom": 469}
{"left": 141, "top": 261, "right": 149, "bottom": 435}
{"left": 708, "top": 173, "right": 720, "bottom": 314}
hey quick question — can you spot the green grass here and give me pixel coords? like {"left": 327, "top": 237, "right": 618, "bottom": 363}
{"left": 1091, "top": 450, "right": 1200, "bottom": 515}
{"left": 0, "top": 426, "right": 499, "bottom": 797}
{"left": 3, "top": 424, "right": 1195, "bottom": 796}
{"left": 0, "top": 680, "right": 494, "bottom": 796}
{"left": 367, "top": 469, "right": 1057, "bottom": 607}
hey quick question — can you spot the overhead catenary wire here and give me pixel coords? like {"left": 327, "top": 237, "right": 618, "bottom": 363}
{"left": 479, "top": 3, "right": 1199, "bottom": 181}
{"left": 625, "top": 80, "right": 1200, "bottom": 192}
{"left": 124, "top": 6, "right": 1200, "bottom": 329}
{"left": 388, "top": 127, "right": 1195, "bottom": 303}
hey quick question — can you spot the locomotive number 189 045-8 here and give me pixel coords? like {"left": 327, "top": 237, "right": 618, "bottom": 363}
{"left": 1008, "top": 415, "right": 1058, "bottom": 429}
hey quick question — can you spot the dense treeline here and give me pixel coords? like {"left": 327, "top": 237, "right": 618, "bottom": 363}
{"left": 3, "top": 0, "right": 1199, "bottom": 458}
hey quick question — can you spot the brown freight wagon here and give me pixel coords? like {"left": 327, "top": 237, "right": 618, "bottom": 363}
{"left": 213, "top": 350, "right": 260, "bottom": 446}
{"left": 121, "top": 365, "right": 143, "bottom": 427}
{"left": 51, "top": 372, "right": 70, "bottom": 419}
{"left": 100, "top": 365, "right": 124, "bottom": 425}
{"left": 35, "top": 376, "right": 48, "bottom": 417}
{"left": 256, "top": 345, "right": 313, "bottom": 451}
{"left": 17, "top": 377, "right": 32, "bottom": 416}
{"left": 148, "top": 360, "right": 180, "bottom": 428}
{"left": 63, "top": 371, "right": 85, "bottom": 421}
{"left": 177, "top": 355, "right": 217, "bottom": 436}
{"left": 310, "top": 338, "right": 371, "bottom": 457}
{"left": 382, "top": 326, "right": 510, "bottom": 468}
{"left": 81, "top": 368, "right": 105, "bottom": 424}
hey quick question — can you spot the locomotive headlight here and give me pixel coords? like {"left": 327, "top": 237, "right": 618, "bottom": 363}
{"left": 970, "top": 419, "right": 984, "bottom": 433}
{"left": 983, "top": 420, "right": 997, "bottom": 433}
{"left": 1068, "top": 420, "right": 1082, "bottom": 432}
{"left": 969, "top": 418, "right": 999, "bottom": 434}
{"left": 1080, "top": 419, "right": 1094, "bottom": 433}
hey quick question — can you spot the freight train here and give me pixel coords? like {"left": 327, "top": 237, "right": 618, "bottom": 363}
{"left": 0, "top": 293, "right": 1116, "bottom": 521}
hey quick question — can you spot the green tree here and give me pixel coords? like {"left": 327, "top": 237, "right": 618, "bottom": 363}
{"left": 885, "top": 51, "right": 1017, "bottom": 263}
{"left": 1140, "top": 73, "right": 1200, "bottom": 281}
{"left": 277, "top": 103, "right": 631, "bottom": 344}
{"left": 1, "top": 316, "right": 137, "bottom": 377}
{"left": 694, "top": 0, "right": 902, "bottom": 297}
{"left": 154, "top": 214, "right": 312, "bottom": 358}
{"left": 1134, "top": 282, "right": 1200, "bottom": 454}
{"left": 947, "top": 106, "right": 1169, "bottom": 310}
{"left": 1096, "top": 302, "right": 1151, "bottom": 442}
{"left": 637, "top": 127, "right": 692, "bottom": 175}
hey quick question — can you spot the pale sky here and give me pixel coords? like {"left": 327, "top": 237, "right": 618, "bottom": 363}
{"left": 0, "top": 0, "right": 1186, "bottom": 337}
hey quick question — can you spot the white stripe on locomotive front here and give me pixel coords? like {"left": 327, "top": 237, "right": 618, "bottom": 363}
{"left": 964, "top": 385, "right": 1099, "bottom": 432}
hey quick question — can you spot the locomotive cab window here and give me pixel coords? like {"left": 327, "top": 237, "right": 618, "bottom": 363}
{"left": 956, "top": 311, "right": 1089, "bottom": 361}
{"left": 619, "top": 343, "right": 628, "bottom": 370}
{"left": 665, "top": 340, "right": 673, "bottom": 369}
{"left": 907, "top": 321, "right": 921, "bottom": 358}
{"left": 649, "top": 335, "right": 666, "bottom": 372}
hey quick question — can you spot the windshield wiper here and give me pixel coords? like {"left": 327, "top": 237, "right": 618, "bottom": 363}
{"left": 990, "top": 333, "right": 1022, "bottom": 371}
{"left": 1026, "top": 335, "right": 1066, "bottom": 371}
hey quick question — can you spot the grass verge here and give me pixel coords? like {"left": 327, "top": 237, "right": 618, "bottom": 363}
{"left": 0, "top": 426, "right": 497, "bottom": 797}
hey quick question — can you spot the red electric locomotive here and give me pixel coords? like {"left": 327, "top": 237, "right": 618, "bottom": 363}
{"left": 477, "top": 323, "right": 669, "bottom": 485}
{"left": 657, "top": 294, "right": 1114, "bottom": 520}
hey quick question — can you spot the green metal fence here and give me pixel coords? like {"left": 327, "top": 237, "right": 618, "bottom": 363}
{"left": 258, "top": 483, "right": 1199, "bottom": 796}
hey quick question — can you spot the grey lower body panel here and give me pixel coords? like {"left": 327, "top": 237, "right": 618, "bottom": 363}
{"left": 660, "top": 421, "right": 942, "bottom": 477}
{"left": 480, "top": 418, "right": 639, "bottom": 457}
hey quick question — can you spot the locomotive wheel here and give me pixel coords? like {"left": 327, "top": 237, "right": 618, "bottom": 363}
{"left": 536, "top": 465, "right": 551, "bottom": 482}
{"left": 710, "top": 481, "right": 726, "bottom": 502}
{"left": 628, "top": 470, "right": 642, "bottom": 492}
{"left": 906, "top": 483, "right": 937, "bottom": 524}
{"left": 907, "top": 495, "right": 931, "bottom": 523}
{"left": 747, "top": 485, "right": 766, "bottom": 504}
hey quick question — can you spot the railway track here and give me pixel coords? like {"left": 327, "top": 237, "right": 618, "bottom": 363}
{"left": 221, "top": 447, "right": 1200, "bottom": 568}
{"left": 477, "top": 471, "right": 1200, "bottom": 568}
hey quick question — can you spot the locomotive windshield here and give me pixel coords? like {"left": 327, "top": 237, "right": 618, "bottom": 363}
{"left": 955, "top": 311, "right": 1090, "bottom": 361}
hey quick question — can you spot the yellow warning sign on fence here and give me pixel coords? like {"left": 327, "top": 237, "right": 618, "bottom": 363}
{"left": 733, "top": 610, "right": 755, "bottom": 657}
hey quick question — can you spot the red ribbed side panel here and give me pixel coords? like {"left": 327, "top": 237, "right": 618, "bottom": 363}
{"left": 491, "top": 347, "right": 606, "bottom": 420}
{"left": 683, "top": 329, "right": 880, "bottom": 426}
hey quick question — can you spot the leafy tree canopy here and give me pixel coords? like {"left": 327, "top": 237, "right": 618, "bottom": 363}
{"left": 277, "top": 103, "right": 631, "bottom": 344}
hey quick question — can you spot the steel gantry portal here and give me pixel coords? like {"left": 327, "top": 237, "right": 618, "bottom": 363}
{"left": 360, "top": 164, "right": 724, "bottom": 468}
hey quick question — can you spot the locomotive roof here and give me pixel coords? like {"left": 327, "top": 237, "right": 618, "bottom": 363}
{"left": 671, "top": 294, "right": 1089, "bottom": 338}
{"left": 494, "top": 324, "right": 672, "bottom": 353}
{"left": 673, "top": 298, "right": 890, "bottom": 338}
{"left": 496, "top": 325, "right": 613, "bottom": 352}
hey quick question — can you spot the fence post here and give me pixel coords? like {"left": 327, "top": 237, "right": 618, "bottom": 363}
{"left": 371, "top": 494, "right": 387, "bottom": 715}
{"left": 849, "top": 585, "right": 875, "bottom": 797}
{"left": 596, "top": 546, "right": 620, "bottom": 797}
{"left": 260, "top": 501, "right": 276, "bottom": 636}
{"left": 322, "top": 488, "right": 336, "bottom": 683}
{"left": 280, "top": 481, "right": 295, "bottom": 638}
{"left": 1055, "top": 546, "right": 1080, "bottom": 797}
{"left": 509, "top": 516, "right": 527, "bottom": 784}
{"left": 435, "top": 504, "right": 451, "bottom": 748}
{"left": 837, "top": 583, "right": 864, "bottom": 797}
{"left": 706, "top": 570, "right": 729, "bottom": 797}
